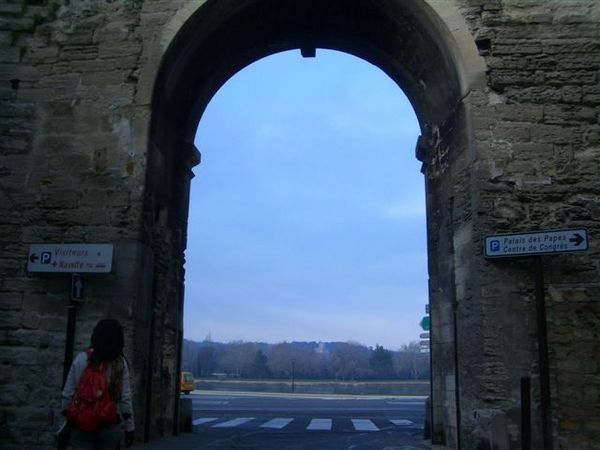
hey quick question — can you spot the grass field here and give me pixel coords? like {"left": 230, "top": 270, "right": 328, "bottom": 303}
{"left": 195, "top": 379, "right": 430, "bottom": 396}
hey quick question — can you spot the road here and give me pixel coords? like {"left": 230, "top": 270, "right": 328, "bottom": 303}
{"left": 185, "top": 390, "right": 430, "bottom": 450}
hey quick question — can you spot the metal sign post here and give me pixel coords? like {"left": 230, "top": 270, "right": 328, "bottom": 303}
{"left": 62, "top": 302, "right": 78, "bottom": 387}
{"left": 485, "top": 228, "right": 589, "bottom": 450}
{"left": 521, "top": 376, "right": 531, "bottom": 450}
{"left": 534, "top": 256, "right": 553, "bottom": 450}
{"left": 62, "top": 273, "right": 85, "bottom": 386}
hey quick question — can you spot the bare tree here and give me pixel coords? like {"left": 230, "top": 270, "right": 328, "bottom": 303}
{"left": 266, "top": 343, "right": 328, "bottom": 378}
{"left": 331, "top": 342, "right": 373, "bottom": 380}
{"left": 218, "top": 341, "right": 260, "bottom": 377}
{"left": 266, "top": 342, "right": 296, "bottom": 377}
{"left": 196, "top": 346, "right": 217, "bottom": 377}
{"left": 393, "top": 341, "right": 430, "bottom": 379}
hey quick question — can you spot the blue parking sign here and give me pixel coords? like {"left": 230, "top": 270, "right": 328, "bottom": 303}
{"left": 490, "top": 240, "right": 500, "bottom": 253}
{"left": 41, "top": 252, "right": 52, "bottom": 264}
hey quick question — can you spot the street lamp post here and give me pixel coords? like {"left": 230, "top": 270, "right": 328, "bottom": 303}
{"left": 291, "top": 359, "right": 295, "bottom": 393}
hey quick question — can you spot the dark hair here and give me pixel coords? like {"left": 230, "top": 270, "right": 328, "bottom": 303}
{"left": 90, "top": 319, "right": 124, "bottom": 364}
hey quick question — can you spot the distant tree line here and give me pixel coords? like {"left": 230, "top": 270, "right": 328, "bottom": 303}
{"left": 181, "top": 340, "right": 429, "bottom": 380}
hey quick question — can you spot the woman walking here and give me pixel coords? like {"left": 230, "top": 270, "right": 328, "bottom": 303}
{"left": 62, "top": 319, "right": 135, "bottom": 449}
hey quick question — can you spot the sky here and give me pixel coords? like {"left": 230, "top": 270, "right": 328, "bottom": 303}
{"left": 183, "top": 49, "right": 427, "bottom": 351}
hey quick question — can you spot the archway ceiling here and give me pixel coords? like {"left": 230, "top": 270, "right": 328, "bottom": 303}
{"left": 155, "top": 0, "right": 462, "bottom": 147}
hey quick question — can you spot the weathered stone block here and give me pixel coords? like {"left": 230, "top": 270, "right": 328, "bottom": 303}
{"left": 554, "top": 6, "right": 600, "bottom": 24}
{"left": 490, "top": 70, "right": 544, "bottom": 89}
{"left": 530, "top": 124, "right": 580, "bottom": 144}
{"left": 562, "top": 85, "right": 583, "bottom": 103}
{"left": 505, "top": 85, "right": 563, "bottom": 103}
{"left": 39, "top": 316, "right": 66, "bottom": 333}
{"left": 493, "top": 40, "right": 543, "bottom": 55}
{"left": 492, "top": 122, "right": 531, "bottom": 142}
{"left": 0, "top": 294, "right": 22, "bottom": 310}
{"left": 543, "top": 104, "right": 597, "bottom": 125}
{"left": 80, "top": 70, "right": 128, "bottom": 86}
{"left": 496, "top": 103, "right": 543, "bottom": 123}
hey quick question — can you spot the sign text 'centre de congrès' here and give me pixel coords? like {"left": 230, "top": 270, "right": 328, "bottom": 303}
{"left": 485, "top": 229, "right": 588, "bottom": 258}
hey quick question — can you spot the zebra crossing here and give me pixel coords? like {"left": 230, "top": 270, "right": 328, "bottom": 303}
{"left": 192, "top": 416, "right": 421, "bottom": 432}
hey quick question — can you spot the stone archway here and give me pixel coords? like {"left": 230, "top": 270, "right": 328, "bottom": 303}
{"left": 146, "top": 0, "right": 484, "bottom": 446}
{"left": 5, "top": 0, "right": 599, "bottom": 448}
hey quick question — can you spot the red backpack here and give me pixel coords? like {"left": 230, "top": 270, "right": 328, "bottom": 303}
{"left": 66, "top": 351, "right": 118, "bottom": 431}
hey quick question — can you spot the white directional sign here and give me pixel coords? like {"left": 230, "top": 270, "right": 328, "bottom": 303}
{"left": 485, "top": 229, "right": 588, "bottom": 258}
{"left": 27, "top": 244, "right": 113, "bottom": 273}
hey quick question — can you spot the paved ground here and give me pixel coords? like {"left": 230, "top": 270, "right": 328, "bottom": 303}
{"left": 135, "top": 434, "right": 452, "bottom": 450}
{"left": 134, "top": 391, "right": 453, "bottom": 450}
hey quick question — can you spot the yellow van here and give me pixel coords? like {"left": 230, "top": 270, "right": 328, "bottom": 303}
{"left": 180, "top": 371, "right": 195, "bottom": 394}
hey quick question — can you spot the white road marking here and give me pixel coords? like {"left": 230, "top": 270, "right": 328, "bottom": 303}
{"left": 192, "top": 417, "right": 218, "bottom": 426}
{"left": 351, "top": 419, "right": 379, "bottom": 431}
{"left": 212, "top": 417, "right": 255, "bottom": 428}
{"left": 260, "top": 418, "right": 294, "bottom": 429}
{"left": 391, "top": 419, "right": 414, "bottom": 426}
{"left": 307, "top": 418, "right": 332, "bottom": 431}
{"left": 195, "top": 416, "right": 420, "bottom": 431}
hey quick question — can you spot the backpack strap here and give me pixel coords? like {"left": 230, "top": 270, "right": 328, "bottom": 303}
{"left": 84, "top": 348, "right": 94, "bottom": 368}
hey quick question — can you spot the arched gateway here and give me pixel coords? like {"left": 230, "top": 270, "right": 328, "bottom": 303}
{"left": 0, "top": 1, "right": 598, "bottom": 449}
{"left": 149, "top": 0, "right": 481, "bottom": 445}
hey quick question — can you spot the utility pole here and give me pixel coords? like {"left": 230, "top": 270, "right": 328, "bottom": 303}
{"left": 291, "top": 359, "right": 295, "bottom": 393}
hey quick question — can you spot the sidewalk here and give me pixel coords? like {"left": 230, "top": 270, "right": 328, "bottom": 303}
{"left": 425, "top": 441, "right": 454, "bottom": 450}
{"left": 134, "top": 434, "right": 454, "bottom": 450}
{"left": 135, "top": 434, "right": 208, "bottom": 450}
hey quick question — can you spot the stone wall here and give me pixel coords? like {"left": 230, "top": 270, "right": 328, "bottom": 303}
{"left": 0, "top": 0, "right": 598, "bottom": 449}
{"left": 455, "top": 1, "right": 600, "bottom": 448}
{"left": 0, "top": 0, "right": 160, "bottom": 446}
